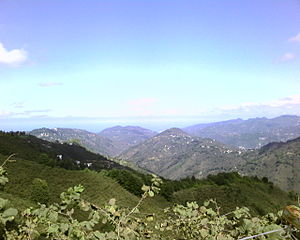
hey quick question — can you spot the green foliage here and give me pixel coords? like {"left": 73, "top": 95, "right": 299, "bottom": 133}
{"left": 30, "top": 178, "right": 50, "bottom": 204}
{"left": 104, "top": 169, "right": 147, "bottom": 196}
{"left": 4, "top": 174, "right": 163, "bottom": 240}
{"left": 207, "top": 172, "right": 241, "bottom": 186}
{"left": 104, "top": 169, "right": 205, "bottom": 201}
{"left": 38, "top": 153, "right": 57, "bottom": 167}
{"left": 158, "top": 199, "right": 291, "bottom": 239}
{"left": 0, "top": 156, "right": 299, "bottom": 239}
{"left": 173, "top": 172, "right": 296, "bottom": 216}
{"left": 0, "top": 150, "right": 299, "bottom": 239}
{"left": 0, "top": 158, "right": 18, "bottom": 236}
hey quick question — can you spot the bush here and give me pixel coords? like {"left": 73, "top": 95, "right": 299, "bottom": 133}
{"left": 30, "top": 178, "right": 50, "bottom": 204}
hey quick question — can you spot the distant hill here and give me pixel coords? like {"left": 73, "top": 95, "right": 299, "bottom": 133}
{"left": 240, "top": 136, "right": 300, "bottom": 193}
{"left": 30, "top": 127, "right": 124, "bottom": 157}
{"left": 183, "top": 115, "right": 300, "bottom": 149}
{"left": 99, "top": 125, "right": 157, "bottom": 151}
{"left": 30, "top": 126, "right": 157, "bottom": 157}
{"left": 120, "top": 129, "right": 300, "bottom": 193}
{"left": 119, "top": 128, "right": 245, "bottom": 179}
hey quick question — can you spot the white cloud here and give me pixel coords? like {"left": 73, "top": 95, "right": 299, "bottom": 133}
{"left": 279, "top": 52, "right": 296, "bottom": 62}
{"left": 0, "top": 42, "right": 27, "bottom": 65}
{"left": 267, "top": 95, "right": 300, "bottom": 107}
{"left": 13, "top": 109, "right": 52, "bottom": 118}
{"left": 218, "top": 95, "right": 300, "bottom": 112}
{"left": 38, "top": 82, "right": 63, "bottom": 87}
{"left": 288, "top": 33, "right": 300, "bottom": 43}
{"left": 0, "top": 110, "right": 11, "bottom": 117}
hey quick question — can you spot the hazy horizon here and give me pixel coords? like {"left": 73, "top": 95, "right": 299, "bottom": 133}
{"left": 1, "top": 114, "right": 299, "bottom": 133}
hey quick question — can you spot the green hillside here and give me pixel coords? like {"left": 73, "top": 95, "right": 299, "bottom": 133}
{"left": 0, "top": 153, "right": 296, "bottom": 220}
{"left": 0, "top": 154, "right": 168, "bottom": 216}
{"left": 171, "top": 172, "right": 295, "bottom": 216}
{"left": 0, "top": 153, "right": 297, "bottom": 239}
{"left": 0, "top": 131, "right": 298, "bottom": 239}
{"left": 0, "top": 132, "right": 170, "bottom": 218}
{"left": 0, "top": 131, "right": 128, "bottom": 171}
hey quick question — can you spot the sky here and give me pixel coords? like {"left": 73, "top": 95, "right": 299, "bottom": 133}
{"left": 0, "top": 0, "right": 300, "bottom": 131}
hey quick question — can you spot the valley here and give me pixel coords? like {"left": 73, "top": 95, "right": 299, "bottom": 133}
{"left": 28, "top": 115, "right": 300, "bottom": 193}
{"left": 1, "top": 115, "right": 300, "bottom": 238}
{"left": 0, "top": 131, "right": 295, "bottom": 216}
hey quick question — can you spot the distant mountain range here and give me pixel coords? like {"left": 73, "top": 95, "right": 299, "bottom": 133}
{"left": 30, "top": 115, "right": 300, "bottom": 158}
{"left": 183, "top": 115, "right": 300, "bottom": 149}
{"left": 119, "top": 128, "right": 245, "bottom": 179}
{"left": 30, "top": 126, "right": 157, "bottom": 157}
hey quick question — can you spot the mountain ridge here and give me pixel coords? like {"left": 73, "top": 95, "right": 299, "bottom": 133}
{"left": 183, "top": 115, "right": 300, "bottom": 149}
{"left": 99, "top": 125, "right": 157, "bottom": 151}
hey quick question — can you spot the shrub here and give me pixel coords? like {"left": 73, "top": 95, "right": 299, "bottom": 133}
{"left": 30, "top": 178, "right": 50, "bottom": 204}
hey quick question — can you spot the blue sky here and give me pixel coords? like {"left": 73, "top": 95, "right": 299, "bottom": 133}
{"left": 0, "top": 0, "right": 300, "bottom": 131}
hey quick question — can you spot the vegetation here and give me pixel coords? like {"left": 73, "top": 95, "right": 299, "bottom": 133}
{"left": 0, "top": 131, "right": 299, "bottom": 238}
{"left": 0, "top": 131, "right": 128, "bottom": 171}
{"left": 103, "top": 169, "right": 295, "bottom": 216}
{"left": 0, "top": 156, "right": 299, "bottom": 239}
{"left": 103, "top": 169, "right": 152, "bottom": 196}
{"left": 30, "top": 178, "right": 50, "bottom": 204}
